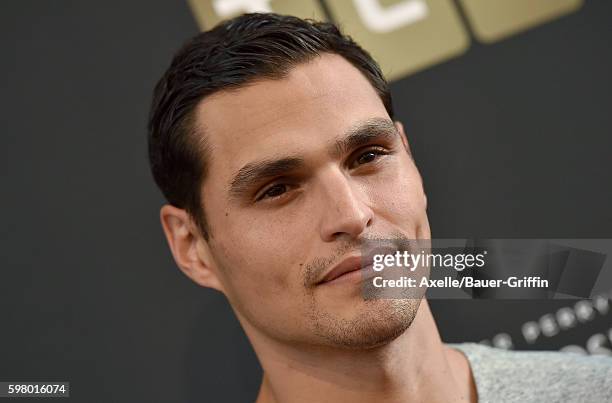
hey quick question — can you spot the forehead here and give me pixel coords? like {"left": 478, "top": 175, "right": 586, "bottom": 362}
{"left": 194, "top": 53, "right": 389, "bottom": 182}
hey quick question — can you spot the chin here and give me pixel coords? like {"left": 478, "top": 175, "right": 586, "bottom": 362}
{"left": 311, "top": 298, "right": 422, "bottom": 349}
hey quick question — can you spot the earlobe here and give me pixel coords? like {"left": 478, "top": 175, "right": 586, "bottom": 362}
{"left": 159, "top": 205, "right": 225, "bottom": 293}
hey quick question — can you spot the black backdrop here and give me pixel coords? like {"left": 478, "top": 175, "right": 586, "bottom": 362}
{"left": 1, "top": 1, "right": 611, "bottom": 402}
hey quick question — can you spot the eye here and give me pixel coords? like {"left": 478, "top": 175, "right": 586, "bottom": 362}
{"left": 350, "top": 147, "right": 389, "bottom": 168}
{"left": 358, "top": 151, "right": 378, "bottom": 164}
{"left": 256, "top": 183, "right": 289, "bottom": 202}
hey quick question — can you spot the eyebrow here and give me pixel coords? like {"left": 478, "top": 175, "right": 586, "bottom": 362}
{"left": 229, "top": 157, "right": 305, "bottom": 201}
{"left": 331, "top": 118, "right": 398, "bottom": 159}
{"left": 228, "top": 117, "right": 398, "bottom": 201}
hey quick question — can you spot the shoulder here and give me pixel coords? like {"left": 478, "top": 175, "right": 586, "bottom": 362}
{"left": 449, "top": 342, "right": 612, "bottom": 403}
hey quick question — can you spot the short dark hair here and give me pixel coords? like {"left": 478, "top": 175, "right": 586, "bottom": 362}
{"left": 148, "top": 12, "right": 394, "bottom": 240}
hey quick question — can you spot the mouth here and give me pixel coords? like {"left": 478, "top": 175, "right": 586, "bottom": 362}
{"left": 316, "top": 255, "right": 375, "bottom": 286}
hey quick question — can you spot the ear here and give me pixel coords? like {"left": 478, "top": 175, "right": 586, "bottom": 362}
{"left": 394, "top": 120, "right": 411, "bottom": 155}
{"left": 160, "top": 204, "right": 225, "bottom": 293}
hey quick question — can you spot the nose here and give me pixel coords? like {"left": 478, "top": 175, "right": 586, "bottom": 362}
{"left": 318, "top": 169, "right": 374, "bottom": 242}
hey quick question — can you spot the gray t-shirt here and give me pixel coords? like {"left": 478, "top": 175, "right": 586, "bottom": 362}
{"left": 450, "top": 343, "right": 612, "bottom": 403}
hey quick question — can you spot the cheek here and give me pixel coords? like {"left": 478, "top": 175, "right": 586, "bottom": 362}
{"left": 213, "top": 223, "right": 304, "bottom": 294}
{"left": 211, "top": 234, "right": 314, "bottom": 338}
{"left": 367, "top": 158, "right": 427, "bottom": 226}
{"left": 209, "top": 194, "right": 314, "bottom": 288}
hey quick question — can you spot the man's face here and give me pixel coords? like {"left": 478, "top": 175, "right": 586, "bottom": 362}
{"left": 194, "top": 53, "right": 430, "bottom": 349}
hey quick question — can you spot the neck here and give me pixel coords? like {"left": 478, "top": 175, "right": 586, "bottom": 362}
{"left": 245, "top": 300, "right": 475, "bottom": 403}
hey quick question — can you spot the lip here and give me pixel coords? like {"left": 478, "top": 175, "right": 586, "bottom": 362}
{"left": 317, "top": 254, "right": 374, "bottom": 285}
